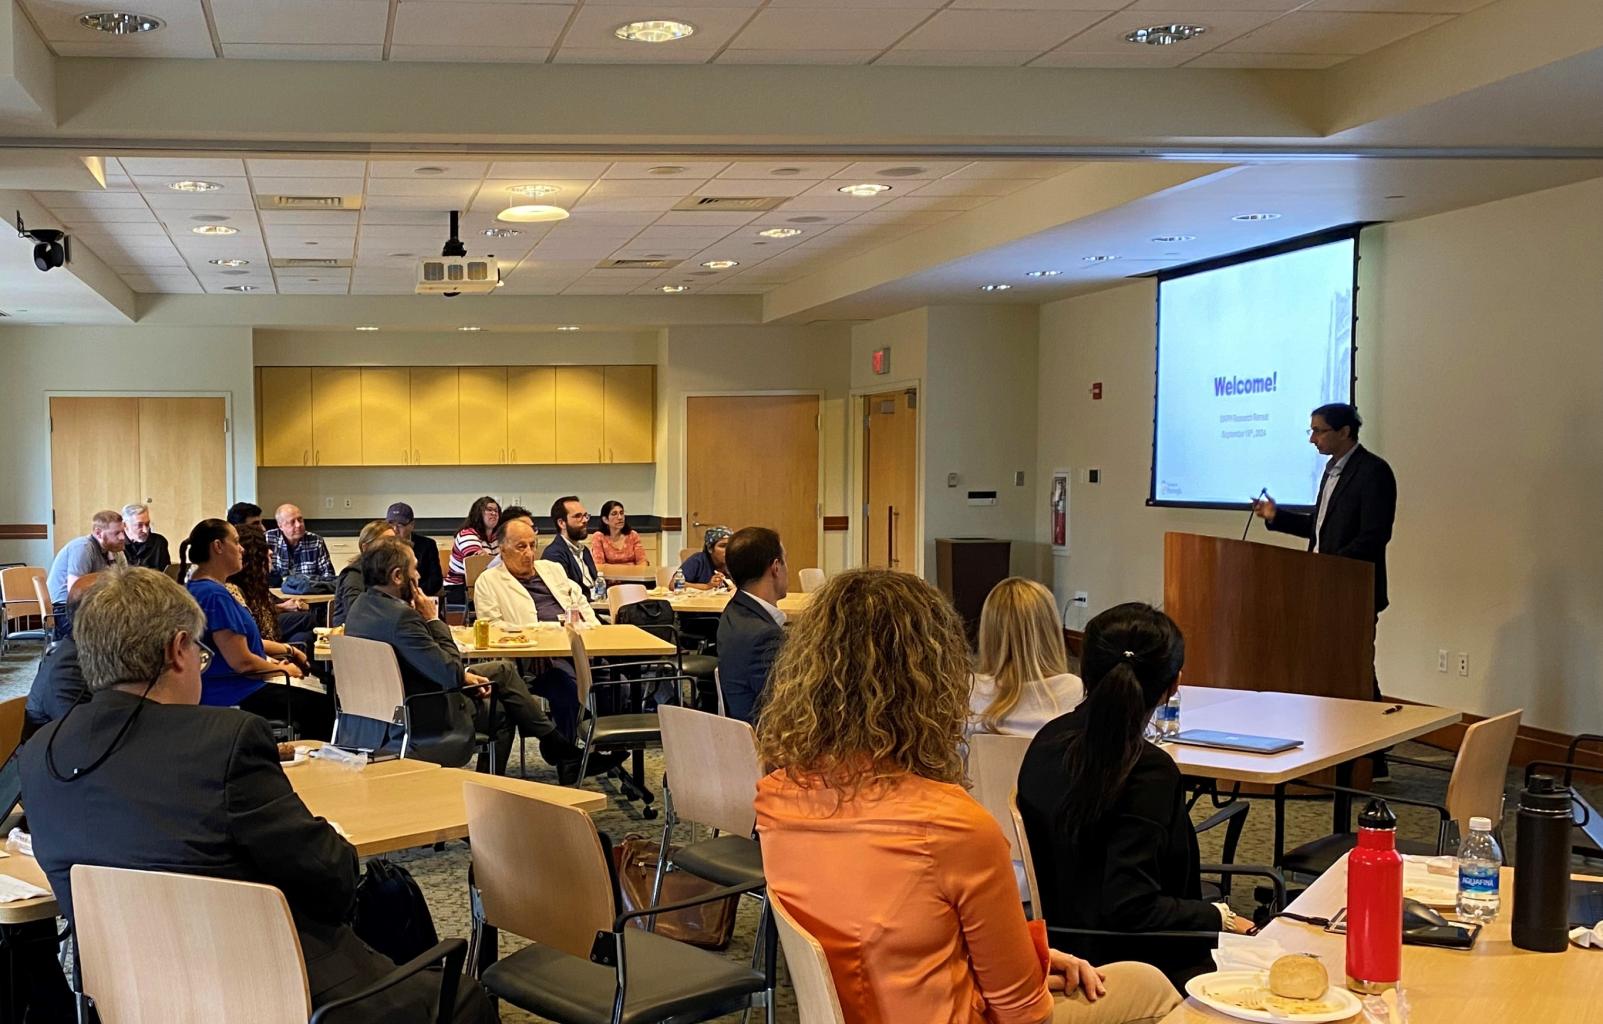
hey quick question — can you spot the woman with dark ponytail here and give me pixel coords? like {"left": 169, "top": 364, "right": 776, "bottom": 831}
{"left": 1017, "top": 602, "right": 1254, "bottom": 989}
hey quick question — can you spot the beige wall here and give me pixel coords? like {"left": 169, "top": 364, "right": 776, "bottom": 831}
{"left": 0, "top": 325, "right": 257, "bottom": 566}
{"left": 1036, "top": 176, "right": 1603, "bottom": 733}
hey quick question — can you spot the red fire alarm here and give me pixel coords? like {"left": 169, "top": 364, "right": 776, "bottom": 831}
{"left": 871, "top": 347, "right": 890, "bottom": 375}
{"left": 1090, "top": 382, "right": 1103, "bottom": 400}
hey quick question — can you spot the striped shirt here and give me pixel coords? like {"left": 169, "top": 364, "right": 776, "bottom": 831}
{"left": 445, "top": 528, "right": 500, "bottom": 587}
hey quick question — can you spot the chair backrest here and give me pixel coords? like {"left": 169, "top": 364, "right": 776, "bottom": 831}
{"left": 0, "top": 696, "right": 27, "bottom": 767}
{"left": 1008, "top": 794, "right": 1045, "bottom": 920}
{"left": 655, "top": 565, "right": 678, "bottom": 590}
{"left": 73, "top": 864, "right": 311, "bottom": 1024}
{"left": 327, "top": 635, "right": 408, "bottom": 723}
{"left": 464, "top": 780, "right": 615, "bottom": 957}
{"left": 464, "top": 552, "right": 493, "bottom": 589}
{"left": 712, "top": 667, "right": 727, "bottom": 717}
{"left": 769, "top": 892, "right": 846, "bottom": 1024}
{"left": 1447, "top": 708, "right": 1522, "bottom": 837}
{"left": 438, "top": 545, "right": 452, "bottom": 580}
{"left": 568, "top": 627, "right": 596, "bottom": 706}
{"left": 797, "top": 568, "right": 826, "bottom": 594}
{"left": 968, "top": 732, "right": 1033, "bottom": 861}
{"left": 607, "top": 583, "right": 649, "bottom": 619}
{"left": 0, "top": 567, "right": 44, "bottom": 623}
{"left": 678, "top": 547, "right": 695, "bottom": 565}
{"left": 658, "top": 705, "right": 759, "bottom": 836}
{"left": 29, "top": 575, "right": 55, "bottom": 630}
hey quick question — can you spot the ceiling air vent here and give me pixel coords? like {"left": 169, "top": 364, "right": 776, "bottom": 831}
{"left": 670, "top": 196, "right": 786, "bottom": 212}
{"left": 597, "top": 258, "right": 683, "bottom": 270}
{"left": 272, "top": 258, "right": 353, "bottom": 269}
{"left": 256, "top": 194, "right": 363, "bottom": 211}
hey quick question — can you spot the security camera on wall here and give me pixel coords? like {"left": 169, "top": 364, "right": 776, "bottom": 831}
{"left": 16, "top": 212, "right": 70, "bottom": 272}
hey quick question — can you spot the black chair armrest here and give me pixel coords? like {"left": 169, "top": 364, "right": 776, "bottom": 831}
{"left": 612, "top": 877, "right": 766, "bottom": 929}
{"left": 310, "top": 938, "right": 467, "bottom": 1024}
{"left": 1199, "top": 864, "right": 1286, "bottom": 909}
{"left": 1385, "top": 754, "right": 1452, "bottom": 774}
{"left": 1194, "top": 800, "right": 1249, "bottom": 836}
{"left": 1295, "top": 781, "right": 1451, "bottom": 820}
{"left": 1566, "top": 735, "right": 1603, "bottom": 761}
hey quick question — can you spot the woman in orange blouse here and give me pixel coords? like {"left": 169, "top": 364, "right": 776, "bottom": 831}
{"left": 588, "top": 500, "right": 648, "bottom": 566}
{"left": 754, "top": 569, "right": 1180, "bottom": 1024}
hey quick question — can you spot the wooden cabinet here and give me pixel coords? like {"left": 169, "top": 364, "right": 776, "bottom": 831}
{"left": 507, "top": 366, "right": 556, "bottom": 464}
{"left": 259, "top": 367, "right": 313, "bottom": 467}
{"left": 410, "top": 367, "right": 460, "bottom": 465}
{"left": 311, "top": 369, "right": 363, "bottom": 466}
{"left": 458, "top": 367, "right": 508, "bottom": 465}
{"left": 554, "top": 365, "right": 605, "bottom": 464}
{"left": 603, "top": 365, "right": 654, "bottom": 463}
{"left": 360, "top": 368, "right": 411, "bottom": 466}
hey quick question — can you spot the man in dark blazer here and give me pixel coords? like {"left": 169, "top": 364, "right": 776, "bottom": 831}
{"left": 1256, "top": 402, "right": 1398, "bottom": 775}
{"left": 542, "top": 495, "right": 601, "bottom": 594}
{"left": 18, "top": 566, "right": 492, "bottom": 1023}
{"left": 22, "top": 573, "right": 99, "bottom": 740}
{"left": 715, "top": 527, "right": 789, "bottom": 724}
{"left": 386, "top": 502, "right": 443, "bottom": 597}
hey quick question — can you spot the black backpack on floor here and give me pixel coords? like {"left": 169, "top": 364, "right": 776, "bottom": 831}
{"left": 352, "top": 858, "right": 438, "bottom": 964}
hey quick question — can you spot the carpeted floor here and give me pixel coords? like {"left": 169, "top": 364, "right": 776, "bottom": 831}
{"left": 3, "top": 638, "right": 1596, "bottom": 1023}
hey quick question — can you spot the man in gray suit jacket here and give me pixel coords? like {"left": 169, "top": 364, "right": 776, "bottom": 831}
{"left": 19, "top": 566, "right": 493, "bottom": 1023}
{"left": 715, "top": 527, "right": 790, "bottom": 724}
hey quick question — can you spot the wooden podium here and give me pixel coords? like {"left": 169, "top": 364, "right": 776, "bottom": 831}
{"left": 1162, "top": 532, "right": 1373, "bottom": 700}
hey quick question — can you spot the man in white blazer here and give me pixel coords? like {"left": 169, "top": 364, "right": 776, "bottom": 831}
{"left": 473, "top": 517, "right": 595, "bottom": 737}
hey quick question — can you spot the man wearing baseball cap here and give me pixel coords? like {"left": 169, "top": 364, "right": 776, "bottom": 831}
{"left": 385, "top": 502, "right": 443, "bottom": 597}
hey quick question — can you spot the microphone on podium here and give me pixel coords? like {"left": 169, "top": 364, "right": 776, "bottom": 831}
{"left": 1242, "top": 487, "right": 1269, "bottom": 541}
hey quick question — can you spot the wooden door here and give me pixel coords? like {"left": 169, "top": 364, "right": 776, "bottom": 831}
{"left": 554, "top": 365, "right": 605, "bottom": 464}
{"left": 258, "top": 367, "right": 312, "bottom": 467}
{"left": 458, "top": 366, "right": 508, "bottom": 465}
{"left": 686, "top": 394, "right": 819, "bottom": 570}
{"left": 507, "top": 366, "right": 557, "bottom": 464}
{"left": 360, "top": 368, "right": 410, "bottom": 466}
{"left": 310, "top": 368, "right": 362, "bottom": 466}
{"left": 864, "top": 388, "right": 919, "bottom": 570}
{"left": 49, "top": 397, "right": 143, "bottom": 552}
{"left": 410, "top": 367, "right": 460, "bottom": 465}
{"left": 603, "top": 365, "right": 654, "bottom": 463}
{"left": 137, "top": 398, "right": 227, "bottom": 543}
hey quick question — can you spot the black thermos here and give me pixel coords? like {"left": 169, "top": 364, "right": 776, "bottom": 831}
{"left": 1512, "top": 773, "right": 1574, "bottom": 952}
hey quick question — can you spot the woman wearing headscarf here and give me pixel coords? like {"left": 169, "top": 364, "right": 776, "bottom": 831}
{"left": 678, "top": 525, "right": 731, "bottom": 590}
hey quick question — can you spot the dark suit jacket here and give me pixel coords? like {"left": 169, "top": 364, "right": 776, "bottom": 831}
{"left": 332, "top": 564, "right": 365, "bottom": 628}
{"left": 18, "top": 691, "right": 441, "bottom": 1019}
{"left": 412, "top": 534, "right": 443, "bottom": 597}
{"left": 1267, "top": 444, "right": 1397, "bottom": 613}
{"left": 541, "top": 536, "right": 598, "bottom": 591}
{"left": 23, "top": 638, "right": 88, "bottom": 738}
{"left": 715, "top": 591, "right": 785, "bottom": 725}
{"left": 123, "top": 533, "right": 171, "bottom": 571}
{"left": 343, "top": 590, "right": 477, "bottom": 766}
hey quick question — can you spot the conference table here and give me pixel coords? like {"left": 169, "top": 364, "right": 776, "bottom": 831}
{"left": 314, "top": 622, "right": 677, "bottom": 661}
{"left": 621, "top": 587, "right": 814, "bottom": 617}
{"left": 599, "top": 564, "right": 658, "bottom": 583}
{"left": 271, "top": 587, "right": 337, "bottom": 626}
{"left": 1162, "top": 855, "right": 1603, "bottom": 1023}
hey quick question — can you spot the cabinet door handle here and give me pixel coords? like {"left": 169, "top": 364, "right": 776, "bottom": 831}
{"left": 500, "top": 448, "right": 505, "bottom": 463}
{"left": 511, "top": 447, "right": 516, "bottom": 461}
{"left": 401, "top": 449, "right": 408, "bottom": 465}
{"left": 315, "top": 449, "right": 320, "bottom": 465}
{"left": 608, "top": 447, "right": 614, "bottom": 462}
{"left": 597, "top": 446, "right": 602, "bottom": 462}
{"left": 302, "top": 450, "right": 308, "bottom": 466}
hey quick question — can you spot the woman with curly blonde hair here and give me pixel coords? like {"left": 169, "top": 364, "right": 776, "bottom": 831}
{"left": 754, "top": 568, "right": 1179, "bottom": 1024}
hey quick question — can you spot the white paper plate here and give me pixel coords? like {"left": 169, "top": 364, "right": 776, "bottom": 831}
{"left": 1185, "top": 971, "right": 1363, "bottom": 1023}
{"left": 281, "top": 748, "right": 310, "bottom": 768}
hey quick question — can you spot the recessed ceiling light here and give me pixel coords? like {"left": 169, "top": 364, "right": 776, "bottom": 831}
{"left": 79, "top": 11, "right": 163, "bottom": 33}
{"left": 222, "top": 285, "right": 257, "bottom": 292}
{"left": 876, "top": 166, "right": 926, "bottom": 177}
{"left": 647, "top": 165, "right": 687, "bottom": 175}
{"left": 660, "top": 284, "right": 689, "bottom": 293}
{"left": 208, "top": 258, "right": 250, "bottom": 267}
{"left": 355, "top": 326, "right": 380, "bottom": 332}
{"left": 557, "top": 325, "right": 581, "bottom": 332}
{"left": 758, "top": 227, "right": 802, "bottom": 238}
{"left": 1232, "top": 213, "right": 1281, "bottom": 221}
{"left": 787, "top": 216, "right": 828, "bottom": 223}
{"left": 192, "top": 225, "right": 238, "bottom": 236}
{"left": 837, "top": 183, "right": 891, "bottom": 197}
{"left": 700, "top": 259, "right": 739, "bottom": 270}
{"left": 507, "top": 184, "right": 560, "bottom": 198}
{"left": 387, "top": 252, "right": 415, "bottom": 259}
{"left": 168, "top": 180, "right": 222, "bottom": 192}
{"left": 1082, "top": 255, "right": 1119, "bottom": 263}
{"left": 190, "top": 214, "right": 230, "bottom": 223}
{"left": 1151, "top": 235, "right": 1195, "bottom": 243}
{"left": 413, "top": 166, "right": 446, "bottom": 175}
{"left": 1125, "top": 23, "right": 1206, "bottom": 46}
{"left": 615, "top": 19, "right": 695, "bottom": 43}
{"left": 979, "top": 283, "right": 1011, "bottom": 292}
{"left": 1384, "top": 194, "right": 1406, "bottom": 200}
{"left": 219, "top": 269, "right": 250, "bottom": 277}
{"left": 483, "top": 227, "right": 522, "bottom": 238}
{"left": 458, "top": 325, "right": 483, "bottom": 332}
{"left": 497, "top": 204, "right": 570, "bottom": 223}
{"left": 1025, "top": 270, "right": 1061, "bottom": 278}
{"left": 771, "top": 168, "right": 803, "bottom": 176}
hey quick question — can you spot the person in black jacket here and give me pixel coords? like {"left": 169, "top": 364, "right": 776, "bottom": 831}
{"left": 119, "top": 503, "right": 171, "bottom": 571}
{"left": 1017, "top": 603, "right": 1254, "bottom": 990}
{"left": 332, "top": 519, "right": 396, "bottom": 627}
{"left": 18, "top": 566, "right": 492, "bottom": 1023}
{"left": 541, "top": 495, "right": 602, "bottom": 595}
{"left": 715, "top": 527, "right": 788, "bottom": 724}
{"left": 387, "top": 502, "right": 443, "bottom": 597}
{"left": 22, "top": 573, "right": 101, "bottom": 740}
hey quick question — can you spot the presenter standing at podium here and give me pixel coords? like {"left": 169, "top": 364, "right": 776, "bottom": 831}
{"left": 1253, "top": 403, "right": 1397, "bottom": 778}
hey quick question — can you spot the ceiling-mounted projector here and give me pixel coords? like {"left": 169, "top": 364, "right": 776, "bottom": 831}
{"left": 417, "top": 210, "right": 499, "bottom": 296}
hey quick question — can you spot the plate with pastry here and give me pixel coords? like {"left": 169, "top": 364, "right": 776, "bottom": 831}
{"left": 277, "top": 742, "right": 310, "bottom": 767}
{"left": 1185, "top": 955, "right": 1360, "bottom": 1022}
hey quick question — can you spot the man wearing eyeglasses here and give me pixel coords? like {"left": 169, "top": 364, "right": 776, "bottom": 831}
{"left": 542, "top": 495, "right": 601, "bottom": 594}
{"left": 1254, "top": 402, "right": 1398, "bottom": 778}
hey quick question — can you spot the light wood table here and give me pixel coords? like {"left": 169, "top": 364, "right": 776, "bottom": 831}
{"left": 1163, "top": 855, "right": 1603, "bottom": 1023}
{"left": 1167, "top": 686, "right": 1460, "bottom": 862}
{"left": 640, "top": 588, "right": 814, "bottom": 617}
{"left": 283, "top": 743, "right": 443, "bottom": 795}
{"left": 314, "top": 623, "right": 676, "bottom": 661}
{"left": 600, "top": 564, "right": 657, "bottom": 583}
{"left": 0, "top": 852, "right": 57, "bottom": 925}
{"left": 271, "top": 588, "right": 337, "bottom": 627}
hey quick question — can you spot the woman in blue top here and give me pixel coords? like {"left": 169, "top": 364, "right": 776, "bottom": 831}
{"left": 183, "top": 519, "right": 333, "bottom": 739}
{"left": 679, "top": 525, "right": 732, "bottom": 591}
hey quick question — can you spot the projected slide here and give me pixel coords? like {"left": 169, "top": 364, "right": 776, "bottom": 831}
{"left": 1151, "top": 234, "right": 1355, "bottom": 509}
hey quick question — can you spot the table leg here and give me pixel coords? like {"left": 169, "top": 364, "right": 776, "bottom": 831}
{"left": 1273, "top": 783, "right": 1286, "bottom": 865}
{"left": 1333, "top": 761, "right": 1355, "bottom": 833}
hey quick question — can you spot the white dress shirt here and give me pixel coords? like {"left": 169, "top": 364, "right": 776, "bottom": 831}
{"left": 743, "top": 590, "right": 786, "bottom": 627}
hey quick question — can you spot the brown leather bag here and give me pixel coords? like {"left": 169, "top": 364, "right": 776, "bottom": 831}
{"left": 611, "top": 835, "right": 739, "bottom": 950}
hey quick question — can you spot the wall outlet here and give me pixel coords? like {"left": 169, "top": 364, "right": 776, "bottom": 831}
{"left": 343, "top": 498, "right": 353, "bottom": 509}
{"left": 1014, "top": 471, "right": 1026, "bottom": 486}
{"left": 1087, "top": 468, "right": 1100, "bottom": 484}
{"left": 1437, "top": 649, "right": 1449, "bottom": 673}
{"left": 1072, "top": 591, "right": 1089, "bottom": 607}
{"left": 1457, "top": 653, "right": 1470, "bottom": 677}
{"left": 322, "top": 497, "right": 334, "bottom": 510}
{"left": 946, "top": 473, "right": 959, "bottom": 488}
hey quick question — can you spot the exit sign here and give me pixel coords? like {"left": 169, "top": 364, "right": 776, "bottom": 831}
{"left": 871, "top": 347, "right": 890, "bottom": 375}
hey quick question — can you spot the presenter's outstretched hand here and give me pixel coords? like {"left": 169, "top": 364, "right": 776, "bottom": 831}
{"left": 1252, "top": 496, "right": 1277, "bottom": 522}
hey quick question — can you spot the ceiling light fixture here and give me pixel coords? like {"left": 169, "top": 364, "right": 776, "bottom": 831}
{"left": 771, "top": 167, "right": 803, "bottom": 176}
{"left": 1025, "top": 270, "right": 1061, "bottom": 278}
{"left": 497, "top": 204, "right": 570, "bottom": 223}
{"left": 647, "top": 166, "right": 687, "bottom": 175}
{"left": 557, "top": 325, "right": 581, "bottom": 332}
{"left": 413, "top": 166, "right": 446, "bottom": 175}
{"left": 1232, "top": 213, "right": 1281, "bottom": 221}
{"left": 507, "top": 184, "right": 560, "bottom": 198}
{"left": 356, "top": 326, "right": 380, "bottom": 332}
{"left": 979, "top": 283, "right": 1011, "bottom": 292}
{"left": 222, "top": 285, "right": 257, "bottom": 292}
{"left": 219, "top": 269, "right": 250, "bottom": 277}
{"left": 615, "top": 19, "right": 695, "bottom": 42}
{"left": 483, "top": 227, "right": 522, "bottom": 238}
{"left": 1082, "top": 255, "right": 1119, "bottom": 263}
{"left": 168, "top": 180, "right": 222, "bottom": 192}
{"left": 192, "top": 225, "right": 238, "bottom": 236}
{"left": 1125, "top": 23, "right": 1206, "bottom": 46}
{"left": 79, "top": 11, "right": 163, "bottom": 33}
{"left": 758, "top": 227, "right": 802, "bottom": 238}
{"left": 660, "top": 284, "right": 689, "bottom": 293}
{"left": 458, "top": 325, "right": 483, "bottom": 332}
{"left": 208, "top": 258, "right": 250, "bottom": 267}
{"left": 700, "top": 259, "right": 739, "bottom": 270}
{"left": 877, "top": 166, "right": 926, "bottom": 177}
{"left": 190, "top": 214, "right": 230, "bottom": 223}
{"left": 837, "top": 183, "right": 891, "bottom": 197}
{"left": 1150, "top": 235, "right": 1196, "bottom": 243}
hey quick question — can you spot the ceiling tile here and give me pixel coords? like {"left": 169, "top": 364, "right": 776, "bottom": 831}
{"left": 718, "top": 49, "right": 877, "bottom": 63}
{"left": 1053, "top": 8, "right": 1283, "bottom": 52}
{"left": 584, "top": 178, "right": 705, "bottom": 198}
{"left": 834, "top": 160, "right": 971, "bottom": 180}
{"left": 1305, "top": 0, "right": 1497, "bottom": 10}
{"left": 1217, "top": 10, "right": 1451, "bottom": 53}
{"left": 731, "top": 7, "right": 930, "bottom": 50}
{"left": 603, "top": 161, "right": 731, "bottom": 179}
{"left": 875, "top": 48, "right": 1037, "bottom": 64}
{"left": 27, "top": 0, "right": 213, "bottom": 40}
{"left": 906, "top": 177, "right": 1037, "bottom": 197}
{"left": 1126, "top": 0, "right": 1304, "bottom": 8}
{"left": 947, "top": 160, "right": 1077, "bottom": 179}
{"left": 1185, "top": 50, "right": 1348, "bottom": 66}
{"left": 719, "top": 161, "right": 849, "bottom": 180}
{"left": 488, "top": 161, "right": 611, "bottom": 179}
{"left": 366, "top": 178, "right": 480, "bottom": 200}
{"left": 876, "top": 195, "right": 988, "bottom": 212}
{"left": 947, "top": 0, "right": 1118, "bottom": 7}
{"left": 358, "top": 209, "right": 448, "bottom": 226}
{"left": 119, "top": 158, "right": 247, "bottom": 177}
{"left": 57, "top": 209, "right": 161, "bottom": 226}
{"left": 692, "top": 179, "right": 814, "bottom": 198}
{"left": 367, "top": 161, "right": 488, "bottom": 179}
{"left": 209, "top": 0, "right": 389, "bottom": 43}
{"left": 553, "top": 47, "right": 712, "bottom": 62}
{"left": 558, "top": 4, "right": 752, "bottom": 53}
{"left": 390, "top": 44, "right": 556, "bottom": 60}
{"left": 570, "top": 195, "right": 683, "bottom": 212}
{"left": 50, "top": 35, "right": 215, "bottom": 57}
{"left": 652, "top": 210, "right": 761, "bottom": 226}
{"left": 392, "top": 1, "right": 572, "bottom": 48}
{"left": 1030, "top": 46, "right": 1192, "bottom": 66}
{"left": 222, "top": 43, "right": 385, "bottom": 59}
{"left": 129, "top": 174, "right": 250, "bottom": 193}
{"left": 246, "top": 159, "right": 367, "bottom": 178}
{"left": 252, "top": 177, "right": 367, "bottom": 195}
{"left": 34, "top": 190, "right": 149, "bottom": 209}
{"left": 897, "top": 9, "right": 1107, "bottom": 50}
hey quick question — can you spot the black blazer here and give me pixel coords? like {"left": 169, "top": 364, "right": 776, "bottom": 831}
{"left": 541, "top": 537, "right": 598, "bottom": 590}
{"left": 23, "top": 637, "right": 88, "bottom": 738}
{"left": 1017, "top": 708, "right": 1219, "bottom": 988}
{"left": 332, "top": 564, "right": 365, "bottom": 628}
{"left": 343, "top": 590, "right": 477, "bottom": 766}
{"left": 412, "top": 534, "right": 443, "bottom": 598}
{"left": 18, "top": 691, "right": 445, "bottom": 1020}
{"left": 1267, "top": 444, "right": 1397, "bottom": 613}
{"left": 715, "top": 591, "right": 785, "bottom": 725}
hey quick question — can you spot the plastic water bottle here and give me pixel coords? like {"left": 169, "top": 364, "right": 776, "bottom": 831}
{"left": 1458, "top": 815, "right": 1503, "bottom": 923}
{"left": 1154, "top": 692, "right": 1182, "bottom": 741}
{"left": 591, "top": 574, "right": 607, "bottom": 602}
{"left": 670, "top": 569, "right": 686, "bottom": 593}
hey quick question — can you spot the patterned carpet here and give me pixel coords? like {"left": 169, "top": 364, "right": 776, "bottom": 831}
{"left": 2, "top": 638, "right": 1593, "bottom": 1023}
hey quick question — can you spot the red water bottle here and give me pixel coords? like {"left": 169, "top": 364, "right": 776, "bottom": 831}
{"left": 1345, "top": 799, "right": 1402, "bottom": 993}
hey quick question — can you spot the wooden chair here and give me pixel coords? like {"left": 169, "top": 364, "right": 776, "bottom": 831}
{"left": 652, "top": 706, "right": 763, "bottom": 900}
{"left": 72, "top": 864, "right": 464, "bottom": 1024}
{"left": 568, "top": 628, "right": 666, "bottom": 812}
{"left": 655, "top": 566, "right": 678, "bottom": 591}
{"left": 796, "top": 568, "right": 825, "bottom": 594}
{"left": 0, "top": 696, "right": 27, "bottom": 767}
{"left": 769, "top": 893, "right": 845, "bottom": 1024}
{"left": 678, "top": 547, "right": 695, "bottom": 565}
{"left": 328, "top": 634, "right": 493, "bottom": 771}
{"left": 1007, "top": 795, "right": 1045, "bottom": 918}
{"left": 608, "top": 583, "right": 649, "bottom": 620}
{"left": 0, "top": 566, "right": 48, "bottom": 655}
{"left": 463, "top": 781, "right": 770, "bottom": 1024}
{"left": 463, "top": 552, "right": 493, "bottom": 621}
{"left": 30, "top": 575, "right": 57, "bottom": 638}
